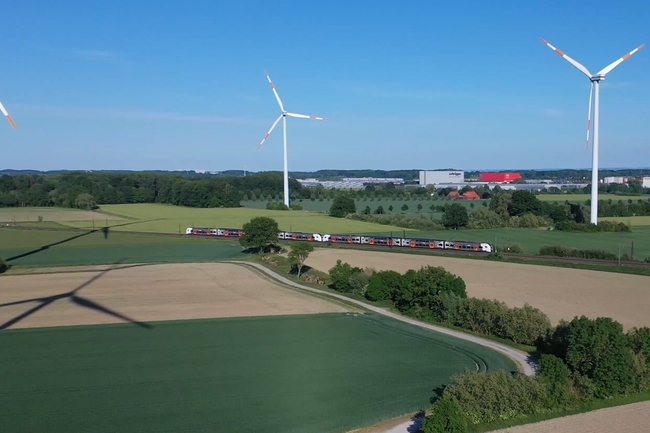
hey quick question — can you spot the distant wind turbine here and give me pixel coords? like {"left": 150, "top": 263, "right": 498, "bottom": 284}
{"left": 0, "top": 98, "right": 17, "bottom": 129}
{"left": 539, "top": 38, "right": 644, "bottom": 225}
{"left": 257, "top": 70, "right": 326, "bottom": 207}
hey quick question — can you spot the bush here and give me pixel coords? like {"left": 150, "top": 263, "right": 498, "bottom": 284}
{"left": 365, "top": 270, "right": 402, "bottom": 302}
{"left": 422, "top": 394, "right": 468, "bottom": 433}
{"left": 329, "top": 195, "right": 356, "bottom": 218}
{"left": 289, "top": 203, "right": 303, "bottom": 210}
{"left": 539, "top": 246, "right": 617, "bottom": 261}
{"left": 266, "top": 201, "right": 289, "bottom": 210}
{"left": 555, "top": 220, "right": 631, "bottom": 232}
{"left": 442, "top": 371, "right": 547, "bottom": 425}
{"left": 328, "top": 260, "right": 363, "bottom": 293}
{"left": 504, "top": 243, "right": 524, "bottom": 254}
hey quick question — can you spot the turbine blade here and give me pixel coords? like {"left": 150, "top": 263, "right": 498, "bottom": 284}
{"left": 264, "top": 70, "right": 285, "bottom": 112}
{"left": 257, "top": 114, "right": 283, "bottom": 150}
{"left": 285, "top": 112, "right": 327, "bottom": 121}
{"left": 586, "top": 82, "right": 593, "bottom": 150}
{"left": 540, "top": 38, "right": 592, "bottom": 78}
{"left": 0, "top": 100, "right": 17, "bottom": 129}
{"left": 596, "top": 43, "right": 645, "bottom": 76}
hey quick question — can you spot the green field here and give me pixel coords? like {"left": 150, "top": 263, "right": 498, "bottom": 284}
{"left": 0, "top": 313, "right": 516, "bottom": 433}
{"left": 366, "top": 226, "right": 650, "bottom": 259}
{"left": 241, "top": 197, "right": 487, "bottom": 218}
{"left": 65, "top": 204, "right": 414, "bottom": 234}
{"left": 0, "top": 228, "right": 246, "bottom": 268}
{"left": 537, "top": 193, "right": 648, "bottom": 203}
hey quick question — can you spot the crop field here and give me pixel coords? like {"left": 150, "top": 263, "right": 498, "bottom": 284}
{"left": 0, "top": 262, "right": 516, "bottom": 433}
{"left": 371, "top": 226, "right": 650, "bottom": 259}
{"left": 491, "top": 400, "right": 650, "bottom": 433}
{"left": 599, "top": 216, "right": 650, "bottom": 227}
{"left": 240, "top": 197, "right": 487, "bottom": 217}
{"left": 537, "top": 193, "right": 648, "bottom": 203}
{"left": 0, "top": 227, "right": 247, "bottom": 268}
{"left": 61, "top": 203, "right": 412, "bottom": 234}
{"left": 0, "top": 206, "right": 123, "bottom": 223}
{"left": 306, "top": 249, "right": 650, "bottom": 330}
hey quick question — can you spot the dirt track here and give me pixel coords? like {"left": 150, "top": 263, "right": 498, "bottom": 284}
{"left": 306, "top": 250, "right": 650, "bottom": 329}
{"left": 491, "top": 400, "right": 650, "bottom": 432}
{"left": 0, "top": 263, "right": 351, "bottom": 329}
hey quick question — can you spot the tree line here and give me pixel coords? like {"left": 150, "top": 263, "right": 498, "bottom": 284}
{"left": 0, "top": 172, "right": 306, "bottom": 209}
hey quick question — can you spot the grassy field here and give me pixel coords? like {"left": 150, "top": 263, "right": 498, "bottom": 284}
{"left": 0, "top": 313, "right": 516, "bottom": 433}
{"left": 537, "top": 193, "right": 649, "bottom": 203}
{"left": 64, "top": 203, "right": 413, "bottom": 234}
{"left": 363, "top": 226, "right": 650, "bottom": 259}
{"left": 0, "top": 228, "right": 247, "bottom": 268}
{"left": 599, "top": 216, "right": 650, "bottom": 226}
{"left": 241, "top": 197, "right": 487, "bottom": 218}
{"left": 0, "top": 207, "right": 123, "bottom": 223}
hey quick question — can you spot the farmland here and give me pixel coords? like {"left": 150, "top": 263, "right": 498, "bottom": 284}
{"left": 305, "top": 249, "right": 650, "bottom": 329}
{"left": 63, "top": 203, "right": 413, "bottom": 234}
{"left": 0, "top": 262, "right": 516, "bottom": 433}
{"left": 0, "top": 227, "right": 247, "bottom": 269}
{"left": 0, "top": 206, "right": 124, "bottom": 223}
{"left": 536, "top": 193, "right": 647, "bottom": 202}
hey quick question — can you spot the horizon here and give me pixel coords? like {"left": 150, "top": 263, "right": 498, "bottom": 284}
{"left": 1, "top": 1, "right": 648, "bottom": 172}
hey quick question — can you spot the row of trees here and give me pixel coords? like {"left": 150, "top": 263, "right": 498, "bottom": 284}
{"left": 0, "top": 172, "right": 305, "bottom": 209}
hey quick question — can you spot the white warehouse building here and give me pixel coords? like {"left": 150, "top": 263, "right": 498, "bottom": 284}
{"left": 643, "top": 177, "right": 650, "bottom": 188}
{"left": 419, "top": 170, "right": 465, "bottom": 186}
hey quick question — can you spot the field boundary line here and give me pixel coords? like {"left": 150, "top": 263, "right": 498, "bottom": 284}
{"left": 228, "top": 261, "right": 538, "bottom": 377}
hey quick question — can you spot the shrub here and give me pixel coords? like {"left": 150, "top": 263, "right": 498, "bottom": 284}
{"left": 442, "top": 371, "right": 548, "bottom": 425}
{"left": 539, "top": 246, "right": 617, "bottom": 261}
{"left": 329, "top": 195, "right": 356, "bottom": 218}
{"left": 328, "top": 260, "right": 362, "bottom": 293}
{"left": 504, "top": 243, "right": 524, "bottom": 254}
{"left": 422, "top": 394, "right": 468, "bottom": 433}
{"left": 348, "top": 271, "right": 371, "bottom": 295}
{"left": 365, "top": 270, "right": 402, "bottom": 302}
{"left": 266, "top": 201, "right": 289, "bottom": 210}
{"left": 289, "top": 203, "right": 303, "bottom": 210}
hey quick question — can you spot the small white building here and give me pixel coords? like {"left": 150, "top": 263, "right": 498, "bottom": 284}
{"left": 643, "top": 177, "right": 650, "bottom": 188}
{"left": 602, "top": 176, "right": 628, "bottom": 184}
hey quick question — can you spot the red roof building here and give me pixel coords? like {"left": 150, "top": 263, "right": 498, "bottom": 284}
{"left": 479, "top": 172, "right": 521, "bottom": 183}
{"left": 460, "top": 191, "right": 481, "bottom": 200}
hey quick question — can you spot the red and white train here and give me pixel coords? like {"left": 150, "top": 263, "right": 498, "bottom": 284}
{"left": 185, "top": 227, "right": 494, "bottom": 253}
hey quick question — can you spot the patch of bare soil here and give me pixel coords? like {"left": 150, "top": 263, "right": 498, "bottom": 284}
{"left": 306, "top": 250, "right": 650, "bottom": 329}
{"left": 0, "top": 262, "right": 351, "bottom": 329}
{"left": 490, "top": 400, "right": 650, "bottom": 433}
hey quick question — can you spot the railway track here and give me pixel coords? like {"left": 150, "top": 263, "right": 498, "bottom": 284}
{"left": 3, "top": 224, "right": 650, "bottom": 269}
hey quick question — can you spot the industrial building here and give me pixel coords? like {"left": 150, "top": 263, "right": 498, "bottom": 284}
{"left": 479, "top": 172, "right": 521, "bottom": 183}
{"left": 602, "top": 176, "right": 629, "bottom": 184}
{"left": 418, "top": 170, "right": 465, "bottom": 186}
{"left": 643, "top": 177, "right": 650, "bottom": 188}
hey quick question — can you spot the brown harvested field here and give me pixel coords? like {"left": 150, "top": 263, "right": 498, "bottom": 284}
{"left": 0, "top": 207, "right": 123, "bottom": 222}
{"left": 490, "top": 400, "right": 650, "bottom": 432}
{"left": 306, "top": 250, "right": 650, "bottom": 329}
{"left": 0, "top": 262, "right": 352, "bottom": 329}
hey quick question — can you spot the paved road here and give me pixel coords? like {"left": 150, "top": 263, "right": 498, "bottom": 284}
{"left": 229, "top": 261, "right": 539, "bottom": 432}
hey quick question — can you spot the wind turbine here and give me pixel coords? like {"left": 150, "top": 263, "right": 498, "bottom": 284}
{"left": 0, "top": 98, "right": 17, "bottom": 129}
{"left": 540, "top": 38, "right": 644, "bottom": 225}
{"left": 257, "top": 70, "right": 326, "bottom": 207}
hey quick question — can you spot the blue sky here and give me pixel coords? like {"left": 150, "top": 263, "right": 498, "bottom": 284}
{"left": 1, "top": 0, "right": 648, "bottom": 172}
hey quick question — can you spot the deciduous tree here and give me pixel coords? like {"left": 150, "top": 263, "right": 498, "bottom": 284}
{"left": 288, "top": 242, "right": 314, "bottom": 277}
{"left": 239, "top": 216, "right": 280, "bottom": 253}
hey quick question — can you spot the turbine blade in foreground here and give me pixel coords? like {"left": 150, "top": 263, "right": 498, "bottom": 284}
{"left": 540, "top": 38, "right": 592, "bottom": 78}
{"left": 286, "top": 112, "right": 327, "bottom": 121}
{"left": 264, "top": 70, "right": 285, "bottom": 112}
{"left": 586, "top": 82, "right": 593, "bottom": 150}
{"left": 597, "top": 44, "right": 645, "bottom": 76}
{"left": 0, "top": 100, "right": 17, "bottom": 129}
{"left": 257, "top": 114, "right": 283, "bottom": 150}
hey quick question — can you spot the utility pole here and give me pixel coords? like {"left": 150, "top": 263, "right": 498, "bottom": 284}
{"left": 618, "top": 244, "right": 622, "bottom": 266}
{"left": 631, "top": 241, "right": 634, "bottom": 261}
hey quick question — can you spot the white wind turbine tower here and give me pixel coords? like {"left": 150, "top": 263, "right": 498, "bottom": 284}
{"left": 257, "top": 70, "right": 326, "bottom": 207}
{"left": 540, "top": 38, "right": 644, "bottom": 225}
{"left": 0, "top": 98, "right": 18, "bottom": 129}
